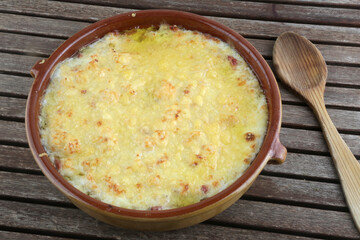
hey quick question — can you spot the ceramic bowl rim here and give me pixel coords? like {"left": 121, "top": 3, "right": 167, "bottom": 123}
{"left": 26, "top": 9, "right": 282, "bottom": 219}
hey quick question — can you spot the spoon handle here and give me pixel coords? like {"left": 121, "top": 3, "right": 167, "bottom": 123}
{"left": 305, "top": 90, "right": 360, "bottom": 231}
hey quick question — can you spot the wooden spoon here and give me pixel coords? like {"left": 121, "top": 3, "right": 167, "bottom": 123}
{"left": 273, "top": 32, "right": 360, "bottom": 231}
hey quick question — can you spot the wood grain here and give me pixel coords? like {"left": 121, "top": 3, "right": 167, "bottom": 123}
{"left": 0, "top": 74, "right": 33, "bottom": 97}
{"left": 0, "top": 52, "right": 42, "bottom": 75}
{"left": 280, "top": 125, "right": 360, "bottom": 157}
{"left": 0, "top": 0, "right": 359, "bottom": 238}
{"left": 255, "top": 0, "right": 360, "bottom": 8}
{"left": 3, "top": 0, "right": 360, "bottom": 27}
{"left": 0, "top": 145, "right": 39, "bottom": 171}
{"left": 1, "top": 199, "right": 358, "bottom": 239}
{"left": 0, "top": 96, "right": 26, "bottom": 119}
{"left": 0, "top": 231, "right": 75, "bottom": 240}
{"left": 0, "top": 200, "right": 317, "bottom": 240}
{"left": 0, "top": 13, "right": 89, "bottom": 39}
{"left": 273, "top": 31, "right": 360, "bottom": 231}
{"left": 279, "top": 84, "right": 360, "bottom": 110}
{"left": 0, "top": 32, "right": 64, "bottom": 56}
{"left": 0, "top": 171, "right": 346, "bottom": 209}
{"left": 310, "top": 95, "right": 360, "bottom": 231}
{"left": 264, "top": 152, "right": 338, "bottom": 180}
{"left": 0, "top": 120, "right": 27, "bottom": 145}
{"left": 214, "top": 199, "right": 360, "bottom": 239}
{"left": 2, "top": 11, "right": 360, "bottom": 45}
{"left": 282, "top": 105, "right": 360, "bottom": 133}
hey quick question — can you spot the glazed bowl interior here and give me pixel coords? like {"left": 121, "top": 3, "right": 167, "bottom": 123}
{"left": 26, "top": 10, "right": 281, "bottom": 219}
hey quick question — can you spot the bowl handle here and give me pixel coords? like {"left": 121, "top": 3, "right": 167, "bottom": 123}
{"left": 30, "top": 58, "right": 47, "bottom": 79}
{"left": 267, "top": 138, "right": 287, "bottom": 164}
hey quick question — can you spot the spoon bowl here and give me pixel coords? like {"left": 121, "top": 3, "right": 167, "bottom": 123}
{"left": 273, "top": 32, "right": 327, "bottom": 92}
{"left": 273, "top": 31, "right": 360, "bottom": 232}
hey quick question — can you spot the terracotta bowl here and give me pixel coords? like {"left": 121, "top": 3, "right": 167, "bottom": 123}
{"left": 26, "top": 10, "right": 287, "bottom": 231}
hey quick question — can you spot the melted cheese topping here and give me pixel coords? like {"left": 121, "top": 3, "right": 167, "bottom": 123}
{"left": 40, "top": 25, "right": 268, "bottom": 210}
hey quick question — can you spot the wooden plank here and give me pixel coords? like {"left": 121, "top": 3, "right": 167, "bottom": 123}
{"left": 264, "top": 152, "right": 338, "bottom": 180}
{"left": 1, "top": 199, "right": 357, "bottom": 239}
{"left": 3, "top": 0, "right": 360, "bottom": 28}
{"left": 249, "top": 38, "right": 360, "bottom": 66}
{"left": 0, "top": 171, "right": 346, "bottom": 209}
{"left": 0, "top": 200, "right": 316, "bottom": 240}
{"left": 280, "top": 127, "right": 360, "bottom": 156}
{"left": 0, "top": 145, "right": 39, "bottom": 171}
{"left": 0, "top": 74, "right": 33, "bottom": 97}
{"left": 1, "top": 96, "right": 359, "bottom": 133}
{"left": 0, "top": 13, "right": 89, "bottom": 39}
{"left": 0, "top": 52, "right": 41, "bottom": 75}
{"left": 282, "top": 105, "right": 360, "bottom": 133}
{"left": 0, "top": 32, "right": 64, "bottom": 56}
{"left": 254, "top": 0, "right": 360, "bottom": 8}
{"left": 248, "top": 175, "right": 345, "bottom": 208}
{"left": 0, "top": 0, "right": 129, "bottom": 23}
{"left": 1, "top": 53, "right": 359, "bottom": 109}
{"left": 0, "top": 231, "right": 74, "bottom": 240}
{"left": 0, "top": 96, "right": 26, "bottom": 119}
{"left": 326, "top": 65, "right": 360, "bottom": 87}
{"left": 0, "top": 145, "right": 341, "bottom": 181}
{"left": 2, "top": 11, "right": 360, "bottom": 46}
{"left": 279, "top": 84, "right": 360, "bottom": 110}
{"left": 0, "top": 171, "right": 69, "bottom": 203}
{"left": 0, "top": 120, "right": 27, "bottom": 145}
{"left": 213, "top": 200, "right": 360, "bottom": 239}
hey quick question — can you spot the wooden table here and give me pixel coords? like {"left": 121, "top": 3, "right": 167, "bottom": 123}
{"left": 1, "top": 0, "right": 360, "bottom": 239}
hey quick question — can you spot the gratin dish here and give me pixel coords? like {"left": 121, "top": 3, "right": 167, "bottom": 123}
{"left": 26, "top": 10, "right": 287, "bottom": 231}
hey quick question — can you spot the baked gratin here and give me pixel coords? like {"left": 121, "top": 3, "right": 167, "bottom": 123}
{"left": 39, "top": 24, "right": 268, "bottom": 210}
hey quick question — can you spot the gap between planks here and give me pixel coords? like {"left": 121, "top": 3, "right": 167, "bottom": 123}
{"left": 2, "top": 7, "right": 360, "bottom": 47}
{"left": 0, "top": 170, "right": 348, "bottom": 211}
{"left": 245, "top": 0, "right": 360, "bottom": 9}
{"left": 1, "top": 198, "right": 359, "bottom": 239}
{"left": 0, "top": 143, "right": 345, "bottom": 183}
{"left": 4, "top": 31, "right": 360, "bottom": 69}
{"left": 45, "top": 0, "right": 360, "bottom": 28}
{"left": 1, "top": 95, "right": 359, "bottom": 134}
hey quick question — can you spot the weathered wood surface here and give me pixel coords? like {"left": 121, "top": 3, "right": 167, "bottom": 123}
{"left": 3, "top": 10, "right": 360, "bottom": 46}
{"left": 1, "top": 0, "right": 360, "bottom": 238}
{"left": 1, "top": 199, "right": 358, "bottom": 239}
{"left": 0, "top": 74, "right": 33, "bottom": 98}
{"left": 0, "top": 120, "right": 27, "bottom": 145}
{"left": 0, "top": 171, "right": 346, "bottom": 209}
{"left": 0, "top": 200, "right": 318, "bottom": 240}
{"left": 255, "top": 0, "right": 360, "bottom": 8}
{"left": 264, "top": 152, "right": 338, "bottom": 181}
{"left": 0, "top": 96, "right": 26, "bottom": 119}
{"left": 212, "top": 200, "right": 359, "bottom": 239}
{"left": 0, "top": 145, "right": 39, "bottom": 171}
{"left": 3, "top": 0, "right": 360, "bottom": 27}
{"left": 0, "top": 231, "right": 75, "bottom": 240}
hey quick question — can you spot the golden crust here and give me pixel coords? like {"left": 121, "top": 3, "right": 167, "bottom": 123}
{"left": 39, "top": 24, "right": 268, "bottom": 210}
